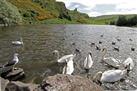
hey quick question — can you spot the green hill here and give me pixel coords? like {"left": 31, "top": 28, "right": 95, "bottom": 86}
{"left": 88, "top": 14, "right": 137, "bottom": 25}
{"left": 5, "top": 0, "right": 89, "bottom": 24}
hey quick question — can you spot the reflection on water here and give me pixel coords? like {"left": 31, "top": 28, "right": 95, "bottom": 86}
{"left": 0, "top": 25, "right": 137, "bottom": 90}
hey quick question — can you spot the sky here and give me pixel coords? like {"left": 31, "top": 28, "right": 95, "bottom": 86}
{"left": 56, "top": 0, "right": 137, "bottom": 17}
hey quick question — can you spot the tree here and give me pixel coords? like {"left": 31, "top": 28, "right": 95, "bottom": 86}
{"left": 116, "top": 16, "right": 127, "bottom": 26}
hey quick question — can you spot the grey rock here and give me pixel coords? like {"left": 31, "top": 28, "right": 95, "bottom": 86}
{"left": 41, "top": 74, "right": 104, "bottom": 91}
{"left": 0, "top": 77, "right": 9, "bottom": 91}
{"left": 5, "top": 81, "right": 42, "bottom": 91}
{"left": 1, "top": 68, "right": 25, "bottom": 81}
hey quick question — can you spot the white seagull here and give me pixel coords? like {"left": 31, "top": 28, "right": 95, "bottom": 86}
{"left": 101, "top": 48, "right": 121, "bottom": 68}
{"left": 12, "top": 38, "right": 23, "bottom": 45}
{"left": 84, "top": 52, "right": 93, "bottom": 73}
{"left": 4, "top": 53, "right": 19, "bottom": 70}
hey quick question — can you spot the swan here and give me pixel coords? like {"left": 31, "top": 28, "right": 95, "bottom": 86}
{"left": 93, "top": 68, "right": 128, "bottom": 84}
{"left": 122, "top": 57, "right": 134, "bottom": 71}
{"left": 12, "top": 38, "right": 23, "bottom": 45}
{"left": 4, "top": 53, "right": 19, "bottom": 70}
{"left": 84, "top": 52, "right": 93, "bottom": 73}
{"left": 101, "top": 48, "right": 121, "bottom": 68}
{"left": 62, "top": 56, "right": 74, "bottom": 75}
{"left": 53, "top": 50, "right": 76, "bottom": 63}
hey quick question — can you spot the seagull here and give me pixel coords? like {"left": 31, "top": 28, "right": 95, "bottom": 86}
{"left": 4, "top": 53, "right": 19, "bottom": 71}
{"left": 84, "top": 52, "right": 93, "bottom": 73}
{"left": 101, "top": 48, "right": 121, "bottom": 68}
{"left": 12, "top": 38, "right": 23, "bottom": 45}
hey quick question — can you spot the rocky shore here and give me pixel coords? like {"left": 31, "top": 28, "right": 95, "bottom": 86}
{"left": 0, "top": 66, "right": 104, "bottom": 91}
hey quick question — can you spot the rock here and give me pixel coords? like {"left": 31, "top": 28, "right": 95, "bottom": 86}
{"left": 0, "top": 77, "right": 9, "bottom": 91}
{"left": 0, "top": 65, "right": 13, "bottom": 75}
{"left": 1, "top": 68, "right": 25, "bottom": 81}
{"left": 41, "top": 74, "right": 104, "bottom": 91}
{"left": 5, "top": 81, "right": 42, "bottom": 91}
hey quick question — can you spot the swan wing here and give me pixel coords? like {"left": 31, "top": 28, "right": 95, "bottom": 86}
{"left": 87, "top": 54, "right": 93, "bottom": 68}
{"left": 66, "top": 59, "right": 74, "bottom": 75}
{"left": 84, "top": 57, "right": 88, "bottom": 69}
{"left": 101, "top": 70, "right": 123, "bottom": 82}
{"left": 104, "top": 57, "right": 120, "bottom": 68}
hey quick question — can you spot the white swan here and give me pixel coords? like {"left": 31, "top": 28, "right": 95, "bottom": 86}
{"left": 93, "top": 69, "right": 128, "bottom": 83}
{"left": 84, "top": 52, "right": 93, "bottom": 73}
{"left": 4, "top": 53, "right": 19, "bottom": 70}
{"left": 62, "top": 56, "right": 74, "bottom": 75}
{"left": 101, "top": 48, "right": 121, "bottom": 68}
{"left": 53, "top": 50, "right": 76, "bottom": 63}
{"left": 12, "top": 38, "right": 23, "bottom": 45}
{"left": 122, "top": 57, "right": 134, "bottom": 71}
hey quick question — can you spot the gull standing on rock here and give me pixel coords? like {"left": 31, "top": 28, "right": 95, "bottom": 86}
{"left": 4, "top": 53, "right": 19, "bottom": 71}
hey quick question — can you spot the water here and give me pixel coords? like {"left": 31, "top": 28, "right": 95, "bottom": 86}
{"left": 0, "top": 24, "right": 137, "bottom": 90}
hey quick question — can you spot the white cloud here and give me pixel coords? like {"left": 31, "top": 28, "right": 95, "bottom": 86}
{"left": 56, "top": 0, "right": 137, "bottom": 16}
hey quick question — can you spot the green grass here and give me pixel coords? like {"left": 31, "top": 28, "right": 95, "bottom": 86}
{"left": 87, "top": 14, "right": 137, "bottom": 25}
{"left": 41, "top": 18, "right": 79, "bottom": 24}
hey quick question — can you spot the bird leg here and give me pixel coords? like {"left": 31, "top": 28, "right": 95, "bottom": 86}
{"left": 12, "top": 65, "right": 15, "bottom": 72}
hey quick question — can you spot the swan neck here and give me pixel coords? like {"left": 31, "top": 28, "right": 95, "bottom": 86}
{"left": 62, "top": 63, "right": 67, "bottom": 74}
{"left": 102, "top": 49, "right": 107, "bottom": 60}
{"left": 56, "top": 51, "right": 60, "bottom": 60}
{"left": 93, "top": 72, "right": 102, "bottom": 82}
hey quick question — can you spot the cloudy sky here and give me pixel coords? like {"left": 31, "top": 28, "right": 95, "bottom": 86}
{"left": 56, "top": 0, "right": 137, "bottom": 17}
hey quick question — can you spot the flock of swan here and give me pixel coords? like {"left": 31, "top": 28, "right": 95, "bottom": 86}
{"left": 51, "top": 36, "right": 135, "bottom": 85}
{"left": 52, "top": 47, "right": 134, "bottom": 84}
{"left": 1, "top": 36, "right": 135, "bottom": 86}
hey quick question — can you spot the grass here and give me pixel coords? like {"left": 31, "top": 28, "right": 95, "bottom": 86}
{"left": 41, "top": 18, "right": 78, "bottom": 24}
{"left": 8, "top": 0, "right": 53, "bottom": 21}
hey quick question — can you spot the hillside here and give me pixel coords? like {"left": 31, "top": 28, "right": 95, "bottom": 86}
{"left": 0, "top": 0, "right": 22, "bottom": 26}
{"left": 5, "top": 0, "right": 89, "bottom": 24}
{"left": 88, "top": 14, "right": 137, "bottom": 25}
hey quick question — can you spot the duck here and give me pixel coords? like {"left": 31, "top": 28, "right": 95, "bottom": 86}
{"left": 84, "top": 52, "right": 93, "bottom": 73}
{"left": 101, "top": 48, "right": 121, "bottom": 68}
{"left": 62, "top": 56, "right": 74, "bottom": 75}
{"left": 12, "top": 38, "right": 23, "bottom": 45}
{"left": 122, "top": 57, "right": 134, "bottom": 72}
{"left": 93, "top": 67, "right": 129, "bottom": 84}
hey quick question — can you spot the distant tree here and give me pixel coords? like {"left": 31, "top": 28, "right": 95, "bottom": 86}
{"left": 127, "top": 16, "right": 137, "bottom": 26}
{"left": 109, "top": 21, "right": 115, "bottom": 25}
{"left": 116, "top": 16, "right": 127, "bottom": 26}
